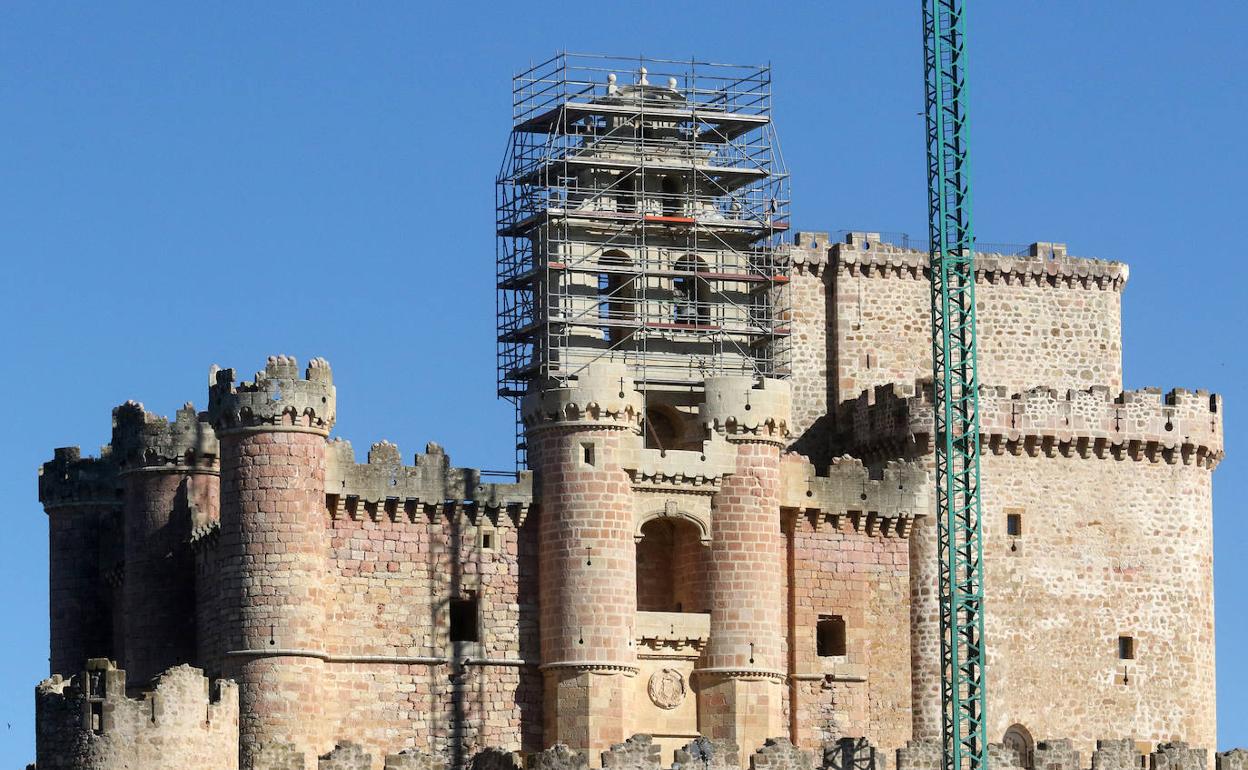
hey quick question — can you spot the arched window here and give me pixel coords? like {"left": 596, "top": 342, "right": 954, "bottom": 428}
{"left": 672, "top": 255, "right": 711, "bottom": 326}
{"left": 598, "top": 250, "right": 635, "bottom": 346}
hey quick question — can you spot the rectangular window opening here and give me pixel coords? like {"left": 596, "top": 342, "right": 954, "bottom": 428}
{"left": 480, "top": 531, "right": 494, "bottom": 551}
{"left": 450, "top": 596, "right": 480, "bottom": 643}
{"left": 582, "top": 442, "right": 595, "bottom": 466}
{"left": 1118, "top": 635, "right": 1135, "bottom": 660}
{"left": 817, "top": 615, "right": 847, "bottom": 657}
{"left": 1006, "top": 513, "right": 1023, "bottom": 537}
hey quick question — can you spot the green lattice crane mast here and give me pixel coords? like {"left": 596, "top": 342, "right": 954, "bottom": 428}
{"left": 922, "top": 3, "right": 988, "bottom": 770}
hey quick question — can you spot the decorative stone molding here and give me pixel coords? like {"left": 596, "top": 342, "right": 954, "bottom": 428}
{"left": 208, "top": 355, "right": 336, "bottom": 436}
{"left": 784, "top": 230, "right": 1130, "bottom": 290}
{"left": 324, "top": 439, "right": 532, "bottom": 521}
{"left": 111, "top": 400, "right": 218, "bottom": 474}
{"left": 701, "top": 376, "right": 791, "bottom": 444}
{"left": 635, "top": 611, "right": 710, "bottom": 656}
{"left": 522, "top": 363, "right": 644, "bottom": 432}
{"left": 845, "top": 380, "right": 1224, "bottom": 468}
{"left": 622, "top": 433, "right": 737, "bottom": 491}
{"left": 780, "top": 453, "right": 927, "bottom": 533}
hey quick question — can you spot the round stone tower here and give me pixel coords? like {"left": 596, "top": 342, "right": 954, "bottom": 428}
{"left": 111, "top": 400, "right": 218, "bottom": 688}
{"left": 697, "top": 376, "right": 791, "bottom": 755}
{"left": 208, "top": 355, "right": 335, "bottom": 769}
{"left": 522, "top": 363, "right": 643, "bottom": 761}
{"left": 38, "top": 447, "right": 121, "bottom": 676}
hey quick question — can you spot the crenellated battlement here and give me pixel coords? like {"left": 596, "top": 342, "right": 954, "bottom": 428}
{"left": 784, "top": 231, "right": 1128, "bottom": 290}
{"left": 208, "top": 354, "right": 336, "bottom": 436}
{"left": 701, "top": 376, "right": 792, "bottom": 444}
{"left": 324, "top": 438, "right": 533, "bottom": 521}
{"left": 34, "top": 660, "right": 238, "bottom": 769}
{"left": 780, "top": 454, "right": 927, "bottom": 536}
{"left": 38, "top": 447, "right": 120, "bottom": 510}
{"left": 843, "top": 381, "right": 1224, "bottom": 467}
{"left": 522, "top": 363, "right": 644, "bottom": 432}
{"left": 110, "top": 400, "right": 218, "bottom": 473}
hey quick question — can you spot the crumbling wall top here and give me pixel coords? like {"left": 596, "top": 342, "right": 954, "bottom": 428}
{"left": 111, "top": 400, "right": 218, "bottom": 472}
{"left": 38, "top": 446, "right": 120, "bottom": 510}
{"left": 208, "top": 354, "right": 336, "bottom": 436}
{"left": 325, "top": 438, "right": 532, "bottom": 518}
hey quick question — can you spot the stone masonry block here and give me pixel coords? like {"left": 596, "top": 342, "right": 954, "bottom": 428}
{"left": 1151, "top": 743, "right": 1208, "bottom": 770}
{"left": 895, "top": 741, "right": 940, "bottom": 770}
{"left": 750, "top": 738, "right": 814, "bottom": 770}
{"left": 601, "top": 735, "right": 662, "bottom": 770}
{"left": 320, "top": 741, "right": 374, "bottom": 770}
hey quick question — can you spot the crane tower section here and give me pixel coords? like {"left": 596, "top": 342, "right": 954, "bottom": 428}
{"left": 923, "top": 3, "right": 989, "bottom": 770}
{"left": 496, "top": 53, "right": 791, "bottom": 465}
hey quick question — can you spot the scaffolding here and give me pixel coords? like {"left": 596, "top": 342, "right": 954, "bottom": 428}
{"left": 497, "top": 53, "right": 791, "bottom": 465}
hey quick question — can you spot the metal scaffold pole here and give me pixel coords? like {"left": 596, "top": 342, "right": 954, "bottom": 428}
{"left": 922, "top": 2, "right": 988, "bottom": 770}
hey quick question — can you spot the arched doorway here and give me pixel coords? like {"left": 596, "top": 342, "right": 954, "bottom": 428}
{"left": 598, "top": 249, "right": 636, "bottom": 346}
{"left": 1003, "top": 724, "right": 1035, "bottom": 769}
{"left": 672, "top": 255, "right": 711, "bottom": 326}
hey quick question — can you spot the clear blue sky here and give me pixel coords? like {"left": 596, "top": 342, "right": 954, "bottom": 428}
{"left": 1, "top": 2, "right": 1243, "bottom": 763}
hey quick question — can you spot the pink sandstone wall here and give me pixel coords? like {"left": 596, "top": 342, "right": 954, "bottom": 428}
{"left": 786, "top": 514, "right": 912, "bottom": 757}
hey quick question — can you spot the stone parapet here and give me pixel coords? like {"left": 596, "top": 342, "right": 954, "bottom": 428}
{"left": 208, "top": 354, "right": 336, "bottom": 436}
{"left": 325, "top": 439, "right": 533, "bottom": 519}
{"left": 701, "top": 376, "right": 791, "bottom": 444}
{"left": 111, "top": 400, "right": 218, "bottom": 473}
{"left": 780, "top": 454, "right": 927, "bottom": 534}
{"left": 845, "top": 381, "right": 1224, "bottom": 468}
{"left": 783, "top": 230, "right": 1129, "bottom": 291}
{"left": 38, "top": 447, "right": 120, "bottom": 510}
{"left": 622, "top": 433, "right": 738, "bottom": 491}
{"left": 34, "top": 660, "right": 238, "bottom": 770}
{"left": 522, "top": 363, "right": 644, "bottom": 433}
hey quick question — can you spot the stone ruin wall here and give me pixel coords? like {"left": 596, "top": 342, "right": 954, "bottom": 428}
{"left": 34, "top": 662, "right": 238, "bottom": 770}
{"left": 782, "top": 231, "right": 1127, "bottom": 446}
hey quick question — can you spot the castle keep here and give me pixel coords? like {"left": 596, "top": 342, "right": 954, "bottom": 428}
{"left": 31, "top": 55, "right": 1231, "bottom": 770}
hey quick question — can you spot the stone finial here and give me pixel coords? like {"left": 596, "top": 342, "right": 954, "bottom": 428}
{"left": 38, "top": 446, "right": 120, "bottom": 510}
{"left": 521, "top": 363, "right": 644, "bottom": 432}
{"left": 638, "top": 67, "right": 648, "bottom": 86}
{"left": 110, "top": 400, "right": 218, "bottom": 472}
{"left": 701, "top": 376, "right": 791, "bottom": 444}
{"left": 668, "top": 76, "right": 678, "bottom": 90}
{"left": 208, "top": 355, "right": 336, "bottom": 436}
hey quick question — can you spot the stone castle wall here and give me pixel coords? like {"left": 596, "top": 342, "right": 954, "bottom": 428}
{"left": 34, "top": 661, "right": 238, "bottom": 770}
{"left": 784, "top": 232, "right": 1127, "bottom": 436}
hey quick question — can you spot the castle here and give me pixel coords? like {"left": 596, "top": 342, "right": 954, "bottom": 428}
{"left": 30, "top": 55, "right": 1234, "bottom": 770}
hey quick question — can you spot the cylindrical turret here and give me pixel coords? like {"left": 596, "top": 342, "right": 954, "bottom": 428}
{"left": 697, "top": 376, "right": 791, "bottom": 756}
{"left": 111, "top": 401, "right": 218, "bottom": 687}
{"left": 522, "top": 363, "right": 642, "bottom": 760}
{"left": 38, "top": 448, "right": 121, "bottom": 676}
{"left": 208, "top": 355, "right": 335, "bottom": 769}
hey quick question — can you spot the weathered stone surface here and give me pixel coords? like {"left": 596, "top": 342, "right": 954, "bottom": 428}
{"left": 320, "top": 742, "right": 374, "bottom": 770}
{"left": 750, "top": 738, "right": 813, "bottom": 770}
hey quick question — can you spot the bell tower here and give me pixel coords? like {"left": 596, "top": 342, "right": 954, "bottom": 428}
{"left": 497, "top": 53, "right": 790, "bottom": 466}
